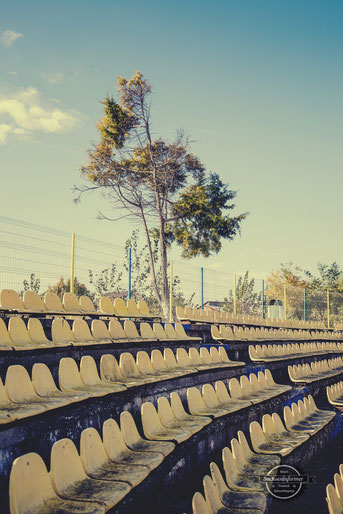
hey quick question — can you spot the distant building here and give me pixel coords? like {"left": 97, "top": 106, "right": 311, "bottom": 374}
{"left": 203, "top": 300, "right": 225, "bottom": 310}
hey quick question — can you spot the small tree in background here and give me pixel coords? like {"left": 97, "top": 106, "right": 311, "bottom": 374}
{"left": 223, "top": 271, "right": 261, "bottom": 315}
{"left": 48, "top": 277, "right": 94, "bottom": 300}
{"left": 20, "top": 273, "right": 40, "bottom": 298}
{"left": 75, "top": 71, "right": 247, "bottom": 315}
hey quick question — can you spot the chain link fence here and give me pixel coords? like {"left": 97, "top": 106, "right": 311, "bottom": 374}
{"left": 0, "top": 215, "right": 342, "bottom": 325}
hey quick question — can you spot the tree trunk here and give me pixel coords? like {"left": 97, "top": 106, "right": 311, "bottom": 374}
{"left": 159, "top": 216, "right": 169, "bottom": 318}
{"left": 140, "top": 209, "right": 162, "bottom": 306}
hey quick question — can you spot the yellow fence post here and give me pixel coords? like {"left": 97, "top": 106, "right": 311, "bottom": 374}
{"left": 327, "top": 290, "right": 330, "bottom": 329}
{"left": 284, "top": 283, "right": 287, "bottom": 320}
{"left": 70, "top": 233, "right": 76, "bottom": 293}
{"left": 233, "top": 274, "right": 237, "bottom": 315}
{"left": 169, "top": 260, "right": 173, "bottom": 322}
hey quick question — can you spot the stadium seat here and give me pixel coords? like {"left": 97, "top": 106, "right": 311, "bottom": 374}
{"left": 174, "top": 322, "right": 201, "bottom": 341}
{"left": 141, "top": 401, "right": 192, "bottom": 443}
{"left": 0, "top": 318, "right": 14, "bottom": 350}
{"left": 249, "top": 421, "right": 293, "bottom": 456}
{"left": 0, "top": 376, "right": 42, "bottom": 423}
{"left": 99, "top": 296, "right": 115, "bottom": 315}
{"left": 158, "top": 396, "right": 201, "bottom": 436}
{"left": 100, "top": 354, "right": 141, "bottom": 387}
{"left": 136, "top": 351, "right": 166, "bottom": 382}
{"left": 192, "top": 491, "right": 211, "bottom": 514}
{"left": 91, "top": 319, "right": 112, "bottom": 343}
{"left": 262, "top": 414, "right": 307, "bottom": 448}
{"left": 109, "top": 319, "right": 130, "bottom": 341}
{"left": 50, "top": 438, "right": 130, "bottom": 508}
{"left": 222, "top": 446, "right": 269, "bottom": 493}
{"left": 127, "top": 299, "right": 142, "bottom": 318}
{"left": 28, "top": 318, "right": 67, "bottom": 348}
{"left": 9, "top": 452, "right": 104, "bottom": 514}
{"left": 170, "top": 391, "right": 211, "bottom": 430}
{"left": 58, "top": 357, "right": 104, "bottom": 398}
{"left": 151, "top": 349, "right": 183, "bottom": 378}
{"left": 187, "top": 386, "right": 229, "bottom": 418}
{"left": 119, "top": 352, "right": 149, "bottom": 384}
{"left": 73, "top": 318, "right": 109, "bottom": 346}
{"left": 51, "top": 317, "right": 75, "bottom": 346}
{"left": 80, "top": 355, "right": 126, "bottom": 393}
{"left": 32, "top": 362, "right": 85, "bottom": 404}
{"left": 44, "top": 291, "right": 65, "bottom": 312}
{"left": 102, "top": 418, "right": 163, "bottom": 470}
{"left": 79, "top": 294, "right": 97, "bottom": 313}
{"left": 23, "top": 290, "right": 47, "bottom": 312}
{"left": 140, "top": 322, "right": 157, "bottom": 340}
{"left": 214, "top": 380, "right": 250, "bottom": 411}
{"left": 63, "top": 292, "right": 83, "bottom": 313}
{"left": 138, "top": 300, "right": 156, "bottom": 319}
{"left": 203, "top": 474, "right": 235, "bottom": 513}
{"left": 114, "top": 298, "right": 129, "bottom": 317}
{"left": 0, "top": 289, "right": 25, "bottom": 312}
{"left": 120, "top": 410, "right": 175, "bottom": 457}
{"left": 202, "top": 383, "right": 242, "bottom": 415}
{"left": 164, "top": 348, "right": 195, "bottom": 374}
{"left": 8, "top": 317, "right": 54, "bottom": 350}
{"left": 80, "top": 426, "right": 149, "bottom": 486}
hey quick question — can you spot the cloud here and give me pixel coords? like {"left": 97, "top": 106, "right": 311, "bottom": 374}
{"left": 1, "top": 29, "right": 23, "bottom": 47}
{"left": 7, "top": 71, "right": 18, "bottom": 76}
{"left": 41, "top": 72, "right": 64, "bottom": 84}
{"left": 0, "top": 87, "right": 79, "bottom": 143}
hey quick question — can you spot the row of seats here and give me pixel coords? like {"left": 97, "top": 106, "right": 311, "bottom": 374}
{"left": 0, "top": 346, "right": 239, "bottom": 424}
{"left": 0, "top": 316, "right": 200, "bottom": 351}
{"left": 212, "top": 324, "right": 343, "bottom": 343}
{"left": 186, "top": 371, "right": 290, "bottom": 418}
{"left": 191, "top": 396, "right": 334, "bottom": 514}
{"left": 249, "top": 342, "right": 343, "bottom": 362}
{"left": 0, "top": 288, "right": 159, "bottom": 319}
{"left": 9, "top": 410, "right": 176, "bottom": 514}
{"left": 177, "top": 305, "right": 328, "bottom": 330}
{"left": 288, "top": 358, "right": 343, "bottom": 384}
{"left": 327, "top": 382, "right": 343, "bottom": 410}
{"left": 326, "top": 464, "right": 343, "bottom": 514}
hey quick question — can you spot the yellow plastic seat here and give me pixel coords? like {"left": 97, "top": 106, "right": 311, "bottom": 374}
{"left": 215, "top": 381, "right": 250, "bottom": 412}
{"left": 91, "top": 319, "right": 112, "bottom": 343}
{"left": 262, "top": 414, "right": 306, "bottom": 448}
{"left": 44, "top": 291, "right": 65, "bottom": 312}
{"left": 136, "top": 351, "right": 162, "bottom": 382}
{"left": 127, "top": 299, "right": 142, "bottom": 317}
{"left": 138, "top": 300, "right": 155, "bottom": 319}
{"left": 27, "top": 318, "right": 62, "bottom": 348}
{"left": 210, "top": 461, "right": 267, "bottom": 512}
{"left": 218, "top": 346, "right": 245, "bottom": 366}
{"left": 80, "top": 295, "right": 96, "bottom": 313}
{"left": 283, "top": 405, "right": 316, "bottom": 435}
{"left": 170, "top": 391, "right": 211, "bottom": 430}
{"left": 174, "top": 322, "right": 201, "bottom": 341}
{"left": 9, "top": 452, "right": 105, "bottom": 514}
{"left": 230, "top": 437, "right": 277, "bottom": 478}
{"left": 124, "top": 320, "right": 142, "bottom": 339}
{"left": 32, "top": 363, "right": 84, "bottom": 404}
{"left": 114, "top": 297, "right": 129, "bottom": 317}
{"left": 5, "top": 365, "right": 50, "bottom": 413}
{"left": 58, "top": 358, "right": 103, "bottom": 398}
{"left": 192, "top": 491, "right": 211, "bottom": 514}
{"left": 270, "top": 412, "right": 309, "bottom": 444}
{"left": 176, "top": 347, "right": 194, "bottom": 368}
{"left": 51, "top": 317, "right": 74, "bottom": 346}
{"left": 73, "top": 318, "right": 108, "bottom": 346}
{"left": 202, "top": 383, "right": 237, "bottom": 416}
{"left": 164, "top": 323, "right": 180, "bottom": 340}
{"left": 237, "top": 431, "right": 280, "bottom": 469}
{"left": 8, "top": 317, "right": 43, "bottom": 350}
{"left": 119, "top": 352, "right": 148, "bottom": 383}
{"left": 152, "top": 322, "right": 168, "bottom": 340}
{"left": 222, "top": 446, "right": 269, "bottom": 494}
{"left": 151, "top": 349, "right": 182, "bottom": 377}
{"left": 23, "top": 290, "right": 47, "bottom": 312}
{"left": 99, "top": 296, "right": 115, "bottom": 315}
{"left": 120, "top": 410, "right": 175, "bottom": 456}
{"left": 164, "top": 348, "right": 195, "bottom": 374}
{"left": 141, "top": 401, "right": 191, "bottom": 443}
{"left": 189, "top": 347, "right": 209, "bottom": 369}
{"left": 203, "top": 474, "right": 234, "bottom": 513}
{"left": 50, "top": 438, "right": 130, "bottom": 508}
{"left": 187, "top": 386, "right": 227, "bottom": 418}
{"left": 249, "top": 421, "right": 293, "bottom": 456}
{"left": 103, "top": 418, "right": 163, "bottom": 470}
{"left": 80, "top": 426, "right": 149, "bottom": 486}
{"left": 63, "top": 292, "right": 83, "bottom": 313}
{"left": 100, "top": 354, "right": 140, "bottom": 387}
{"left": 0, "top": 318, "right": 15, "bottom": 350}
{"left": 80, "top": 356, "right": 126, "bottom": 394}
{"left": 109, "top": 319, "right": 129, "bottom": 341}
{"left": 326, "top": 483, "right": 343, "bottom": 514}
{"left": 0, "top": 289, "right": 25, "bottom": 311}
{"left": 158, "top": 396, "right": 200, "bottom": 436}
{"left": 0, "top": 376, "right": 41, "bottom": 423}
{"left": 140, "top": 322, "right": 157, "bottom": 339}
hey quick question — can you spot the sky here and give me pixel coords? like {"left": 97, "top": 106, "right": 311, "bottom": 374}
{"left": 1, "top": 0, "right": 342, "bottom": 286}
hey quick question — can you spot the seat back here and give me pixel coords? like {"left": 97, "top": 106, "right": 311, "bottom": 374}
{"left": 28, "top": 318, "right": 49, "bottom": 343}
{"left": 120, "top": 352, "right": 141, "bottom": 379}
{"left": 62, "top": 292, "right": 81, "bottom": 312}
{"left": 80, "top": 427, "right": 107, "bottom": 473}
{"left": 170, "top": 391, "right": 188, "bottom": 421}
{"left": 5, "top": 365, "right": 38, "bottom": 403}
{"left": 120, "top": 410, "right": 143, "bottom": 447}
{"left": 140, "top": 322, "right": 155, "bottom": 339}
{"left": 153, "top": 323, "right": 168, "bottom": 339}
{"left": 99, "top": 296, "right": 115, "bottom": 314}
{"left": 138, "top": 300, "right": 150, "bottom": 316}
{"left": 215, "top": 381, "right": 231, "bottom": 404}
{"left": 189, "top": 347, "right": 203, "bottom": 366}
{"left": 8, "top": 317, "right": 32, "bottom": 346}
{"left": 174, "top": 323, "right": 188, "bottom": 339}
{"left": 0, "top": 318, "right": 12, "bottom": 347}
{"left": 136, "top": 351, "right": 155, "bottom": 375}
{"left": 80, "top": 356, "right": 102, "bottom": 386}
{"left": 158, "top": 396, "right": 176, "bottom": 426}
{"left": 79, "top": 295, "right": 96, "bottom": 312}
{"left": 32, "top": 363, "right": 59, "bottom": 396}
{"left": 9, "top": 453, "right": 56, "bottom": 514}
{"left": 50, "top": 438, "right": 87, "bottom": 495}
{"left": 141, "top": 401, "right": 164, "bottom": 435}
{"left": 91, "top": 319, "right": 111, "bottom": 340}
{"left": 59, "top": 357, "right": 83, "bottom": 390}
{"left": 203, "top": 475, "right": 224, "bottom": 513}
{"left": 124, "top": 320, "right": 140, "bottom": 338}
{"left": 164, "top": 324, "right": 178, "bottom": 339}
{"left": 44, "top": 292, "right": 64, "bottom": 312}
{"left": 72, "top": 318, "right": 93, "bottom": 342}
{"left": 228, "top": 377, "right": 243, "bottom": 400}
{"left": 177, "top": 348, "right": 192, "bottom": 367}
{"left": 102, "top": 418, "right": 127, "bottom": 459}
{"left": 23, "top": 290, "right": 46, "bottom": 312}
{"left": 192, "top": 491, "right": 211, "bottom": 514}
{"left": 164, "top": 348, "right": 179, "bottom": 370}
{"left": 109, "top": 319, "right": 127, "bottom": 339}
{"left": 127, "top": 299, "right": 141, "bottom": 316}
{"left": 151, "top": 349, "right": 168, "bottom": 372}
{"left": 51, "top": 318, "right": 75, "bottom": 343}
{"left": 100, "top": 354, "right": 123, "bottom": 382}
{"left": 0, "top": 289, "right": 24, "bottom": 311}
{"left": 202, "top": 383, "right": 221, "bottom": 408}
{"left": 114, "top": 297, "right": 129, "bottom": 316}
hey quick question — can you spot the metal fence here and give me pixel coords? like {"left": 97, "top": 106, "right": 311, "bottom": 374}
{"left": 0, "top": 215, "right": 342, "bottom": 325}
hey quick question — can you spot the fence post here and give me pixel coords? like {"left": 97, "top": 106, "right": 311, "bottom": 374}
{"left": 327, "top": 289, "right": 330, "bottom": 329}
{"left": 201, "top": 267, "right": 204, "bottom": 309}
{"left": 128, "top": 247, "right": 132, "bottom": 300}
{"left": 70, "top": 233, "right": 76, "bottom": 293}
{"left": 233, "top": 274, "right": 237, "bottom": 315}
{"left": 169, "top": 260, "right": 173, "bottom": 322}
{"left": 304, "top": 288, "right": 307, "bottom": 321}
{"left": 262, "top": 280, "right": 265, "bottom": 319}
{"left": 283, "top": 283, "right": 287, "bottom": 320}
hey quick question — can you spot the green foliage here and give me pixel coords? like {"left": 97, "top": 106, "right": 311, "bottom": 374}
{"left": 96, "top": 96, "right": 136, "bottom": 149}
{"left": 89, "top": 264, "right": 123, "bottom": 297}
{"left": 172, "top": 173, "right": 247, "bottom": 258}
{"left": 20, "top": 273, "right": 40, "bottom": 298}
{"left": 48, "top": 277, "right": 94, "bottom": 300}
{"left": 223, "top": 271, "right": 261, "bottom": 315}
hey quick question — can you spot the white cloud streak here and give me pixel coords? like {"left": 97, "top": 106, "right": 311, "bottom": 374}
{"left": 0, "top": 87, "right": 79, "bottom": 143}
{"left": 1, "top": 30, "right": 23, "bottom": 47}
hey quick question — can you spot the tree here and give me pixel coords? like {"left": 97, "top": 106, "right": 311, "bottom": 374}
{"left": 20, "top": 273, "right": 40, "bottom": 298}
{"left": 75, "top": 71, "right": 247, "bottom": 315}
{"left": 48, "top": 277, "right": 94, "bottom": 300}
{"left": 223, "top": 271, "right": 261, "bottom": 315}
